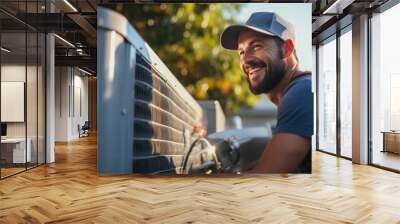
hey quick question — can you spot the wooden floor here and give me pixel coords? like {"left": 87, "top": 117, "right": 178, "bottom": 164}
{"left": 1, "top": 167, "right": 26, "bottom": 178}
{"left": 1, "top": 135, "right": 400, "bottom": 223}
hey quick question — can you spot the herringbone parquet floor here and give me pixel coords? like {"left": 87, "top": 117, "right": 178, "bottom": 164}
{"left": 1, "top": 134, "right": 400, "bottom": 223}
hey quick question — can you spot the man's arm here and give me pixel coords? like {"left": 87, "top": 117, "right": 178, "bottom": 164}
{"left": 249, "top": 133, "right": 310, "bottom": 173}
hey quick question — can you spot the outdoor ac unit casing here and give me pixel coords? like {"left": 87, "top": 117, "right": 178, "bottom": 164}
{"left": 97, "top": 7, "right": 203, "bottom": 174}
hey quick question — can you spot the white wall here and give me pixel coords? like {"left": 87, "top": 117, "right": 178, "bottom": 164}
{"left": 1, "top": 65, "right": 35, "bottom": 137}
{"left": 71, "top": 71, "right": 89, "bottom": 138}
{"left": 1, "top": 64, "right": 26, "bottom": 81}
{"left": 55, "top": 66, "right": 69, "bottom": 141}
{"left": 55, "top": 67, "right": 89, "bottom": 141}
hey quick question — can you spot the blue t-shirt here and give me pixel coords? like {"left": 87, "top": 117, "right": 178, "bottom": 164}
{"left": 272, "top": 73, "right": 313, "bottom": 173}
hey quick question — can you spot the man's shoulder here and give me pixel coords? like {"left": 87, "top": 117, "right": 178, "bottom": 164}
{"left": 281, "top": 73, "right": 312, "bottom": 104}
{"left": 285, "top": 73, "right": 312, "bottom": 95}
{"left": 274, "top": 73, "right": 313, "bottom": 138}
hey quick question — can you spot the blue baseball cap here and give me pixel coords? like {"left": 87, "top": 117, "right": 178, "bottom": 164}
{"left": 220, "top": 12, "right": 295, "bottom": 50}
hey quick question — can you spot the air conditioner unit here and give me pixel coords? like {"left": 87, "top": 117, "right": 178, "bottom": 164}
{"left": 97, "top": 7, "right": 203, "bottom": 174}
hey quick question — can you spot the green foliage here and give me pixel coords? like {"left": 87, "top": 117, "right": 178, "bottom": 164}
{"left": 113, "top": 3, "right": 259, "bottom": 114}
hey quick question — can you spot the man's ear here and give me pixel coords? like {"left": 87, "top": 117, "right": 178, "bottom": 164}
{"left": 282, "top": 39, "right": 295, "bottom": 58}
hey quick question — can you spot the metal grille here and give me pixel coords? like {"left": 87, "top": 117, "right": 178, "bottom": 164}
{"left": 133, "top": 54, "right": 198, "bottom": 174}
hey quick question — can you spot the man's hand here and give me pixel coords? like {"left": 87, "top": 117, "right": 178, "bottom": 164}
{"left": 249, "top": 133, "right": 310, "bottom": 173}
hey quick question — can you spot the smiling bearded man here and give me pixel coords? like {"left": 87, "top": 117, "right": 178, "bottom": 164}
{"left": 220, "top": 12, "right": 314, "bottom": 173}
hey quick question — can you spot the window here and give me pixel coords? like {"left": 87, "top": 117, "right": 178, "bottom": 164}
{"left": 317, "top": 36, "right": 337, "bottom": 154}
{"left": 339, "top": 29, "right": 352, "bottom": 158}
{"left": 371, "top": 3, "right": 400, "bottom": 171}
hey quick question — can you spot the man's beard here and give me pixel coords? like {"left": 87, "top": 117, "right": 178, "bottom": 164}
{"left": 246, "top": 59, "right": 286, "bottom": 95}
